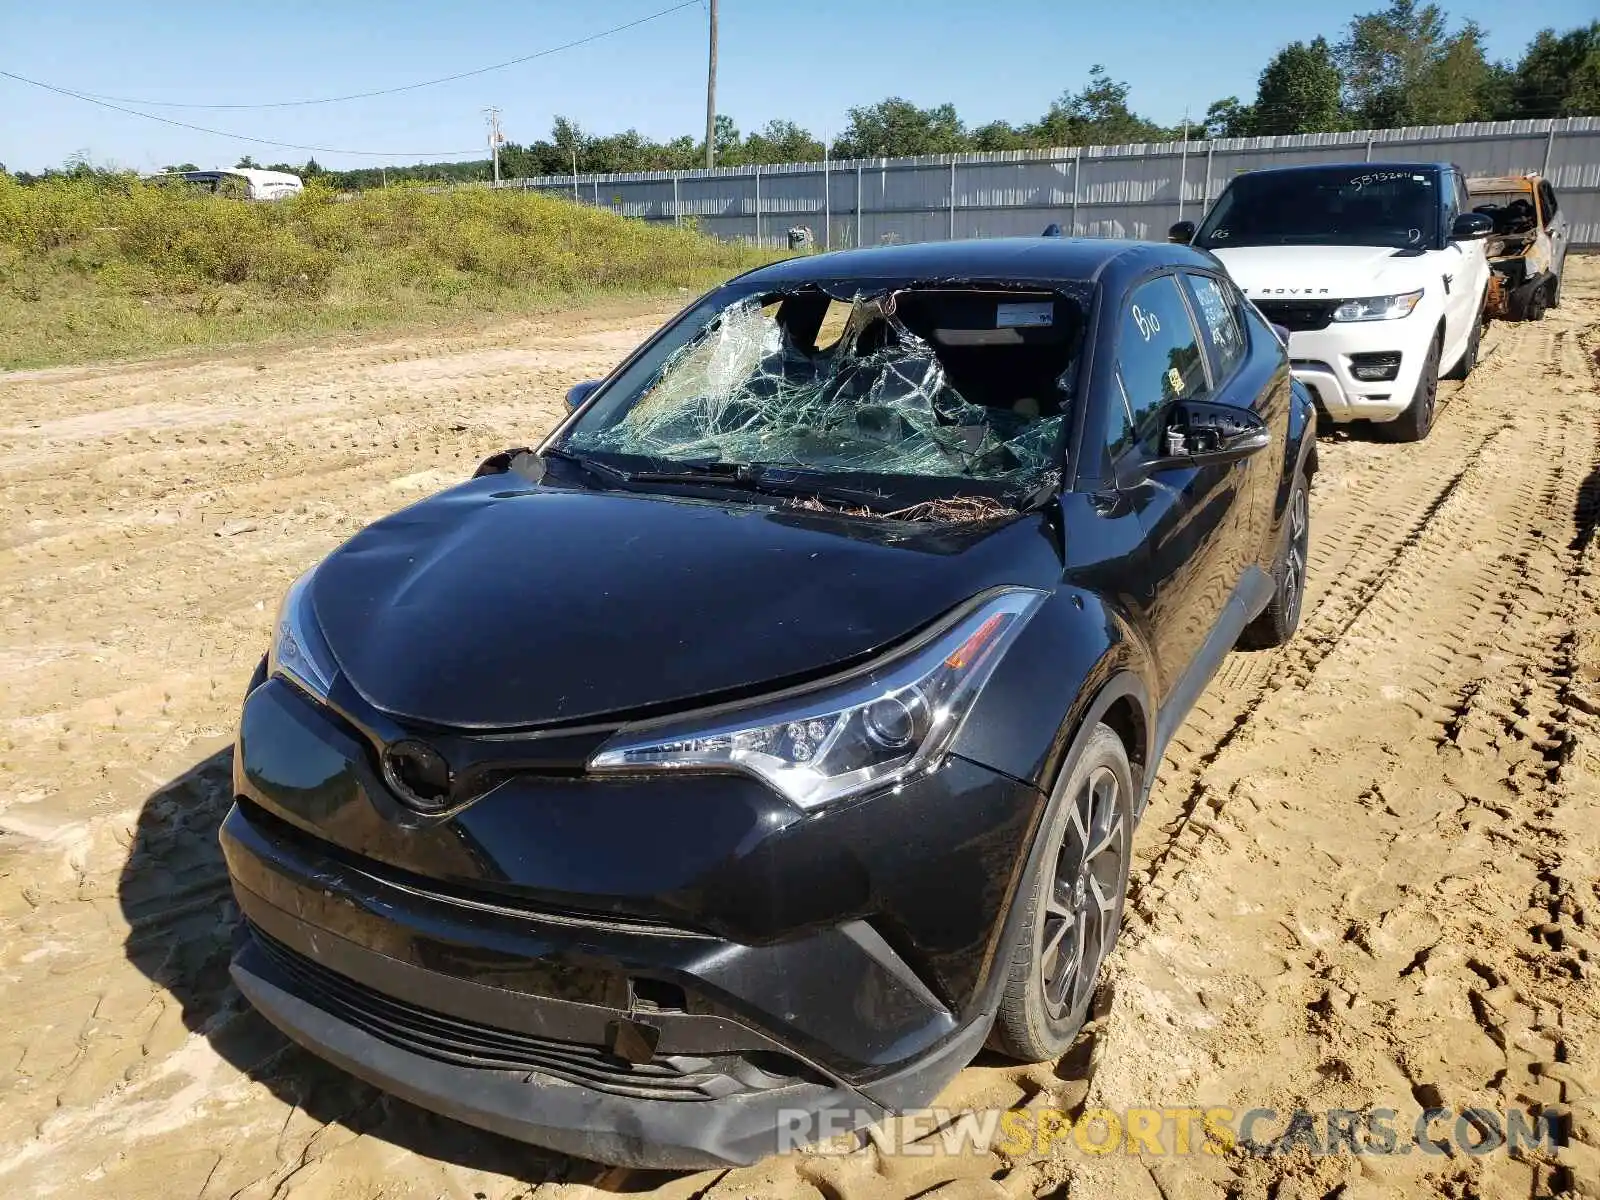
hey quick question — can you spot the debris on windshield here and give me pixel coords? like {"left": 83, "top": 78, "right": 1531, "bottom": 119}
{"left": 784, "top": 492, "right": 1017, "bottom": 524}
{"left": 881, "top": 494, "right": 1017, "bottom": 523}
{"left": 575, "top": 290, "right": 1069, "bottom": 487}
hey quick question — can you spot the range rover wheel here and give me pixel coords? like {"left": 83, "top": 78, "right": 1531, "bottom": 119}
{"left": 1444, "top": 310, "right": 1482, "bottom": 381}
{"left": 1376, "top": 332, "right": 1440, "bottom": 443}
{"left": 1240, "top": 469, "right": 1310, "bottom": 649}
{"left": 991, "top": 723, "right": 1133, "bottom": 1062}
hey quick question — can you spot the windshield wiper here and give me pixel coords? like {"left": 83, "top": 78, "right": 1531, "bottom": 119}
{"left": 539, "top": 445, "right": 634, "bottom": 486}
{"left": 627, "top": 461, "right": 888, "bottom": 508}
{"left": 542, "top": 449, "right": 885, "bottom": 507}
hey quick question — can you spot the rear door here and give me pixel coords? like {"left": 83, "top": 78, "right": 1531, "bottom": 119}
{"left": 1108, "top": 273, "right": 1243, "bottom": 701}
{"left": 1180, "top": 270, "right": 1279, "bottom": 561}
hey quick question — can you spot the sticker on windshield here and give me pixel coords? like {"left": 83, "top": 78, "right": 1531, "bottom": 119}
{"left": 996, "top": 301, "right": 1053, "bottom": 328}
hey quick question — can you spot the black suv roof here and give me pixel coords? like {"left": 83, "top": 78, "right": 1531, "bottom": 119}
{"left": 735, "top": 237, "right": 1220, "bottom": 288}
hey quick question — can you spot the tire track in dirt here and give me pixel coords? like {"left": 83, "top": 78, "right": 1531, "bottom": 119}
{"left": 1127, "top": 320, "right": 1530, "bottom": 931}
{"left": 1068, "top": 286, "right": 1600, "bottom": 1200}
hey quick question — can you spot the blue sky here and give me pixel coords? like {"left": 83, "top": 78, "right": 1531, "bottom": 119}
{"left": 3, "top": 0, "right": 1592, "bottom": 173}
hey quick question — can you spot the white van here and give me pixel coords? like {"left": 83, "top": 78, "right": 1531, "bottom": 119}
{"left": 152, "top": 168, "right": 304, "bottom": 201}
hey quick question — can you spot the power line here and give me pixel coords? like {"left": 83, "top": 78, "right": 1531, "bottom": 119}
{"left": 0, "top": 69, "right": 483, "bottom": 157}
{"left": 28, "top": 1, "right": 700, "bottom": 111}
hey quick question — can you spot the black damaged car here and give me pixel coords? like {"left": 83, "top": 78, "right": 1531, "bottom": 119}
{"left": 222, "top": 238, "right": 1317, "bottom": 1169}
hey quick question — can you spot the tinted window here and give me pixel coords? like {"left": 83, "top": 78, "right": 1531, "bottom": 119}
{"left": 1194, "top": 166, "right": 1440, "bottom": 251}
{"left": 1111, "top": 276, "right": 1209, "bottom": 454}
{"left": 1182, "top": 273, "right": 1246, "bottom": 382}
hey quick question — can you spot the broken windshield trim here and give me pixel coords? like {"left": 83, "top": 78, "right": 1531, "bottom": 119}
{"left": 559, "top": 279, "right": 1090, "bottom": 505}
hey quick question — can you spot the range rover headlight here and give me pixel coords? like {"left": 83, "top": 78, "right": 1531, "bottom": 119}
{"left": 588, "top": 589, "right": 1046, "bottom": 811}
{"left": 1331, "top": 290, "right": 1423, "bottom": 322}
{"left": 267, "top": 569, "right": 338, "bottom": 700}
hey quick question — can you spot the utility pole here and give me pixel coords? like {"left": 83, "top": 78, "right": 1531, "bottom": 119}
{"left": 704, "top": 0, "right": 718, "bottom": 169}
{"left": 1176, "top": 106, "right": 1190, "bottom": 223}
{"left": 484, "top": 106, "right": 503, "bottom": 184}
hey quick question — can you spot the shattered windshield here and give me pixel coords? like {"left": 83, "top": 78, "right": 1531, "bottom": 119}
{"left": 563, "top": 283, "right": 1087, "bottom": 493}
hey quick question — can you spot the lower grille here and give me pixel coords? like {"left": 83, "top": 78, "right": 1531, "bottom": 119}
{"left": 250, "top": 925, "right": 754, "bottom": 1102}
{"left": 1256, "top": 299, "right": 1338, "bottom": 332}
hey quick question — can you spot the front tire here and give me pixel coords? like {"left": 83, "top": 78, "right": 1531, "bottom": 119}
{"left": 1444, "top": 309, "right": 1482, "bottom": 381}
{"left": 1375, "top": 332, "right": 1440, "bottom": 443}
{"left": 990, "top": 724, "right": 1134, "bottom": 1062}
{"left": 1240, "top": 469, "right": 1310, "bottom": 649}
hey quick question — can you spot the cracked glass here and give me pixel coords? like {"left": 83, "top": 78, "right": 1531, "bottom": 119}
{"left": 564, "top": 286, "right": 1085, "bottom": 494}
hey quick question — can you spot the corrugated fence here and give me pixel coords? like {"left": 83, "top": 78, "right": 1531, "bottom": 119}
{"left": 498, "top": 117, "right": 1600, "bottom": 249}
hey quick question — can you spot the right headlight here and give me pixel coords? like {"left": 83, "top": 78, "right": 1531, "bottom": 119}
{"left": 1331, "top": 289, "right": 1424, "bottom": 322}
{"left": 588, "top": 588, "right": 1046, "bottom": 811}
{"left": 267, "top": 568, "right": 338, "bottom": 700}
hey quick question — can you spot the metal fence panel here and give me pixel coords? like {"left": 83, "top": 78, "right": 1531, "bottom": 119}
{"left": 502, "top": 117, "right": 1600, "bottom": 249}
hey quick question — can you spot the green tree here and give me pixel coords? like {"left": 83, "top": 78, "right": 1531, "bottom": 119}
{"left": 832, "top": 98, "right": 968, "bottom": 158}
{"left": 234, "top": 155, "right": 258, "bottom": 169}
{"left": 1203, "top": 97, "right": 1255, "bottom": 138}
{"left": 743, "top": 120, "right": 824, "bottom": 163}
{"left": 1031, "top": 66, "right": 1172, "bottom": 146}
{"left": 1252, "top": 37, "right": 1344, "bottom": 134}
{"left": 709, "top": 114, "right": 744, "bottom": 165}
{"left": 1336, "top": 1, "right": 1494, "bottom": 127}
{"left": 1509, "top": 23, "right": 1600, "bottom": 117}
{"left": 969, "top": 120, "right": 1033, "bottom": 152}
{"left": 160, "top": 161, "right": 200, "bottom": 174}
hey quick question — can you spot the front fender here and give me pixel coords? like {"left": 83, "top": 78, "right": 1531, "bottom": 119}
{"left": 950, "top": 586, "right": 1157, "bottom": 795}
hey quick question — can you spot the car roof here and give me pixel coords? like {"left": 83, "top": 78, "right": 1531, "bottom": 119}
{"left": 733, "top": 237, "right": 1220, "bottom": 289}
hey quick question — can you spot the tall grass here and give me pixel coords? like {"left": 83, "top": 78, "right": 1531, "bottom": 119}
{"left": 0, "top": 176, "right": 774, "bottom": 369}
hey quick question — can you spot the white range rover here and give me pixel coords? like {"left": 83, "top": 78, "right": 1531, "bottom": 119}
{"left": 1171, "top": 162, "right": 1493, "bottom": 442}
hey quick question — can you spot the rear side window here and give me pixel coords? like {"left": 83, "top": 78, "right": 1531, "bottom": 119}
{"left": 1541, "top": 181, "right": 1559, "bottom": 221}
{"left": 1182, "top": 273, "right": 1246, "bottom": 383}
{"left": 1109, "top": 275, "right": 1210, "bottom": 454}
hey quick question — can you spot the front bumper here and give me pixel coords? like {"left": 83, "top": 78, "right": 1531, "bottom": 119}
{"left": 1284, "top": 320, "right": 1431, "bottom": 424}
{"left": 221, "top": 677, "right": 1043, "bottom": 1166}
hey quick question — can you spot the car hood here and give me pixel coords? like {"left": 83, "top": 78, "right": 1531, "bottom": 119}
{"left": 1210, "top": 244, "right": 1428, "bottom": 301}
{"left": 310, "top": 476, "right": 1063, "bottom": 730}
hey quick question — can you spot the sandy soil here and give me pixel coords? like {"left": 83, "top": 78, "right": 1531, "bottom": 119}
{"left": 1, "top": 268, "right": 1597, "bottom": 1200}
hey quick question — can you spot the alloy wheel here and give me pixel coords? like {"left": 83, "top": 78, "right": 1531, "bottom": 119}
{"left": 1040, "top": 765, "right": 1127, "bottom": 1020}
{"left": 1283, "top": 481, "right": 1309, "bottom": 631}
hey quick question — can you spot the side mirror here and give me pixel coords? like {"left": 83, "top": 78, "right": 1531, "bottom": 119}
{"left": 1167, "top": 220, "right": 1196, "bottom": 245}
{"left": 1117, "top": 400, "right": 1269, "bottom": 488}
{"left": 565, "top": 380, "right": 601, "bottom": 411}
{"left": 1451, "top": 211, "right": 1493, "bottom": 241}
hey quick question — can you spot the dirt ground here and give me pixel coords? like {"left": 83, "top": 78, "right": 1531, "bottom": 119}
{"left": 1, "top": 265, "right": 1597, "bottom": 1200}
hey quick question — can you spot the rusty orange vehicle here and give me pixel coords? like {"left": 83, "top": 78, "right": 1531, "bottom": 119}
{"left": 1467, "top": 174, "right": 1570, "bottom": 321}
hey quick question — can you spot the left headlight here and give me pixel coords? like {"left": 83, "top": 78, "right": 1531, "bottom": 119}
{"left": 1331, "top": 289, "right": 1423, "bottom": 322}
{"left": 588, "top": 588, "right": 1046, "bottom": 811}
{"left": 267, "top": 569, "right": 338, "bottom": 700}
